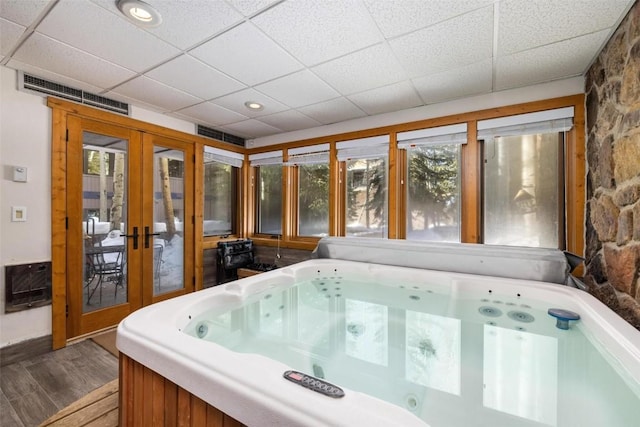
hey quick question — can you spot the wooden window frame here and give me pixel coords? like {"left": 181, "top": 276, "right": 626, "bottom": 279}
{"left": 246, "top": 95, "right": 585, "bottom": 262}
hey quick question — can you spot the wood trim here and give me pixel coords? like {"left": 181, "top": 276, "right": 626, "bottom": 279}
{"left": 195, "top": 142, "right": 204, "bottom": 291}
{"left": 119, "top": 353, "right": 245, "bottom": 427}
{"left": 461, "top": 120, "right": 481, "bottom": 243}
{"left": 388, "top": 132, "right": 399, "bottom": 239}
{"left": 566, "top": 99, "right": 586, "bottom": 275}
{"left": 47, "top": 98, "right": 244, "bottom": 155}
{"left": 51, "top": 107, "right": 68, "bottom": 350}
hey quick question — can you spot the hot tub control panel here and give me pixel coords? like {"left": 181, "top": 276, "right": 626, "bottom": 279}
{"left": 283, "top": 370, "right": 345, "bottom": 398}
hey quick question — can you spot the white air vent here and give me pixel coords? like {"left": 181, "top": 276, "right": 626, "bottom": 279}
{"left": 18, "top": 71, "right": 129, "bottom": 115}
{"left": 196, "top": 124, "right": 245, "bottom": 147}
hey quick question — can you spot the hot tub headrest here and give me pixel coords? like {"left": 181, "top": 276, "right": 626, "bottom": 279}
{"left": 312, "top": 237, "right": 580, "bottom": 286}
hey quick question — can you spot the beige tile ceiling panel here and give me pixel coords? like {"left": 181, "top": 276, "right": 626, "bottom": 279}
{"left": 412, "top": 59, "right": 493, "bottom": 105}
{"left": 212, "top": 88, "right": 289, "bottom": 118}
{"left": 258, "top": 109, "right": 323, "bottom": 133}
{"left": 298, "top": 97, "right": 367, "bottom": 125}
{"left": 11, "top": 33, "right": 136, "bottom": 88}
{"left": 252, "top": 0, "right": 383, "bottom": 66}
{"left": 145, "top": 54, "right": 246, "bottom": 100}
{"left": 115, "top": 0, "right": 244, "bottom": 50}
{"left": 226, "top": 0, "right": 281, "bottom": 17}
{"left": 36, "top": 0, "right": 180, "bottom": 73}
{"left": 312, "top": 43, "right": 407, "bottom": 95}
{"left": 190, "top": 22, "right": 303, "bottom": 86}
{"left": 255, "top": 69, "right": 340, "bottom": 108}
{"left": 221, "top": 118, "right": 282, "bottom": 138}
{"left": 364, "top": 0, "right": 494, "bottom": 39}
{"left": 389, "top": 5, "right": 494, "bottom": 78}
{"left": 0, "top": 17, "right": 24, "bottom": 56}
{"left": 175, "top": 101, "right": 249, "bottom": 127}
{"left": 0, "top": 0, "right": 51, "bottom": 26}
{"left": 496, "top": 30, "right": 610, "bottom": 90}
{"left": 6, "top": 58, "right": 105, "bottom": 94}
{"left": 497, "top": 0, "right": 633, "bottom": 56}
{"left": 110, "top": 76, "right": 204, "bottom": 112}
{"left": 348, "top": 80, "right": 423, "bottom": 116}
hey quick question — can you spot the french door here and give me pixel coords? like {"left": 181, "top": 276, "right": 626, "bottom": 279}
{"left": 66, "top": 116, "right": 193, "bottom": 338}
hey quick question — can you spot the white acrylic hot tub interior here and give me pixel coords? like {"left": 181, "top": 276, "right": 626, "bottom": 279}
{"left": 118, "top": 259, "right": 640, "bottom": 427}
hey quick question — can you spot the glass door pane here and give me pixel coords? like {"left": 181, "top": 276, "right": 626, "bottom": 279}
{"left": 82, "top": 131, "right": 128, "bottom": 313}
{"left": 152, "top": 147, "right": 185, "bottom": 295}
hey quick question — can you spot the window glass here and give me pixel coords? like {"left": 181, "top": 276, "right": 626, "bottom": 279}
{"left": 346, "top": 157, "right": 387, "bottom": 238}
{"left": 406, "top": 145, "right": 461, "bottom": 242}
{"left": 484, "top": 133, "right": 561, "bottom": 248}
{"left": 256, "top": 165, "right": 283, "bottom": 235}
{"left": 298, "top": 163, "right": 329, "bottom": 236}
{"left": 203, "top": 161, "right": 237, "bottom": 236}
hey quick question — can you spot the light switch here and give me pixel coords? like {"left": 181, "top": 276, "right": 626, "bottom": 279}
{"left": 13, "top": 166, "right": 27, "bottom": 182}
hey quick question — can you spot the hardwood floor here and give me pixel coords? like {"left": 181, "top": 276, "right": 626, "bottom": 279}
{"left": 0, "top": 339, "right": 118, "bottom": 427}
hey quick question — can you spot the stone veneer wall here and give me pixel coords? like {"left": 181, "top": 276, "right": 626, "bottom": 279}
{"left": 585, "top": 0, "right": 640, "bottom": 330}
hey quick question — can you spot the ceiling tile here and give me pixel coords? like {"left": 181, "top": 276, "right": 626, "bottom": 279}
{"left": 498, "top": 0, "right": 633, "bottom": 56}
{"left": 225, "top": 0, "right": 282, "bottom": 17}
{"left": 258, "top": 110, "right": 323, "bottom": 132}
{"left": 12, "top": 33, "right": 136, "bottom": 88}
{"left": 146, "top": 55, "right": 246, "bottom": 100}
{"left": 255, "top": 69, "right": 340, "bottom": 108}
{"left": 212, "top": 88, "right": 288, "bottom": 118}
{"left": 364, "top": 0, "right": 494, "bottom": 39}
{"left": 312, "top": 43, "right": 407, "bottom": 95}
{"left": 220, "top": 119, "right": 283, "bottom": 138}
{"left": 298, "top": 97, "right": 366, "bottom": 125}
{"left": 496, "top": 30, "right": 610, "bottom": 90}
{"left": 348, "top": 81, "right": 422, "bottom": 115}
{"left": 252, "top": 0, "right": 383, "bottom": 66}
{"left": 37, "top": 0, "right": 180, "bottom": 73}
{"left": 1, "top": 17, "right": 24, "bottom": 56}
{"left": 117, "top": 0, "right": 245, "bottom": 50}
{"left": 390, "top": 6, "right": 494, "bottom": 78}
{"left": 176, "top": 101, "right": 249, "bottom": 126}
{"left": 412, "top": 59, "right": 493, "bottom": 104}
{"left": 0, "top": 0, "right": 51, "bottom": 26}
{"left": 110, "top": 76, "right": 204, "bottom": 112}
{"left": 6, "top": 58, "right": 105, "bottom": 93}
{"left": 190, "top": 22, "right": 303, "bottom": 86}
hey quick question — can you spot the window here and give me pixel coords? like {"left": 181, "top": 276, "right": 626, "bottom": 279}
{"left": 399, "top": 124, "right": 466, "bottom": 243}
{"left": 479, "top": 108, "right": 572, "bottom": 248}
{"left": 337, "top": 136, "right": 388, "bottom": 238}
{"left": 203, "top": 146, "right": 243, "bottom": 236}
{"left": 287, "top": 144, "right": 330, "bottom": 237}
{"left": 250, "top": 151, "right": 283, "bottom": 235}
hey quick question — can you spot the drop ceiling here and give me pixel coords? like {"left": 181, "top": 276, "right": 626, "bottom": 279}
{"left": 0, "top": 0, "right": 635, "bottom": 141}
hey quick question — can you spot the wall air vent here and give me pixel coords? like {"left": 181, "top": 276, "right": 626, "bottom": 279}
{"left": 19, "top": 72, "right": 129, "bottom": 115}
{"left": 197, "top": 124, "right": 245, "bottom": 147}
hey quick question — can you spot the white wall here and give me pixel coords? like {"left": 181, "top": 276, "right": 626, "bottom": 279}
{"left": 0, "top": 66, "right": 52, "bottom": 347}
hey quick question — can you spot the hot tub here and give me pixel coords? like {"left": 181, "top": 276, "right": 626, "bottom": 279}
{"left": 117, "top": 238, "right": 640, "bottom": 426}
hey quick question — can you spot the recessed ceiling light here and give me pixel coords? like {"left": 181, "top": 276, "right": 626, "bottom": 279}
{"left": 117, "top": 0, "right": 162, "bottom": 27}
{"left": 244, "top": 101, "right": 264, "bottom": 111}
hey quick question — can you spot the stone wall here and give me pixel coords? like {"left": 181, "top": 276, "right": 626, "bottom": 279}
{"left": 585, "top": 1, "right": 640, "bottom": 330}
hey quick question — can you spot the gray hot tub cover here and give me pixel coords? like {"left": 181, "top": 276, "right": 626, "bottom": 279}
{"left": 312, "top": 237, "right": 582, "bottom": 287}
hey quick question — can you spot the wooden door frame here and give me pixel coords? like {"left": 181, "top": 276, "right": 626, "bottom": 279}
{"left": 49, "top": 98, "right": 241, "bottom": 349}
{"left": 65, "top": 116, "right": 143, "bottom": 338}
{"left": 141, "top": 133, "right": 196, "bottom": 305}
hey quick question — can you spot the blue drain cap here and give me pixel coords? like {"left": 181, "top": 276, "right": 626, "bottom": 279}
{"left": 548, "top": 308, "right": 580, "bottom": 330}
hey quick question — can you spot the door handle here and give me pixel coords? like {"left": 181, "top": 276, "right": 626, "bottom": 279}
{"left": 144, "top": 226, "right": 161, "bottom": 249}
{"left": 123, "top": 226, "right": 139, "bottom": 250}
